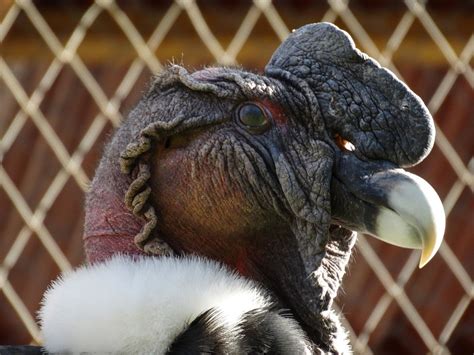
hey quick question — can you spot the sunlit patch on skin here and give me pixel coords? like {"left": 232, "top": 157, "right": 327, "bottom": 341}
{"left": 334, "top": 133, "right": 355, "bottom": 152}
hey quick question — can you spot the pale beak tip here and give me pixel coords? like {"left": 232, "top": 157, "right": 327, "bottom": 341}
{"left": 418, "top": 252, "right": 430, "bottom": 269}
{"left": 418, "top": 230, "right": 444, "bottom": 268}
{"left": 391, "top": 172, "right": 446, "bottom": 269}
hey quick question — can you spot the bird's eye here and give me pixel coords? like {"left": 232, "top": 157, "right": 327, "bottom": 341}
{"left": 236, "top": 103, "right": 271, "bottom": 134}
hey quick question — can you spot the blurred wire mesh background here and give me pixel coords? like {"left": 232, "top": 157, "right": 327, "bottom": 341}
{"left": 0, "top": 0, "right": 473, "bottom": 353}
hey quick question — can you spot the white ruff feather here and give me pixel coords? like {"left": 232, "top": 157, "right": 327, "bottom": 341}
{"left": 39, "top": 255, "right": 270, "bottom": 354}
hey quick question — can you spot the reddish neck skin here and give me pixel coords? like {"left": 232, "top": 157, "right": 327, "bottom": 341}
{"left": 84, "top": 191, "right": 147, "bottom": 263}
{"left": 83, "top": 188, "right": 281, "bottom": 281}
{"left": 84, "top": 132, "right": 286, "bottom": 277}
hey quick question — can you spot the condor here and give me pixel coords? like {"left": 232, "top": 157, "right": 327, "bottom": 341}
{"left": 40, "top": 23, "right": 445, "bottom": 354}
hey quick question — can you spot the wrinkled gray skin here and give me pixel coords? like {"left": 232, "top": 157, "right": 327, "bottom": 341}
{"left": 86, "top": 23, "right": 434, "bottom": 353}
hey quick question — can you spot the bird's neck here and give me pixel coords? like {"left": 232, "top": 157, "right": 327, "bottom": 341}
{"left": 240, "top": 227, "right": 355, "bottom": 353}
{"left": 84, "top": 178, "right": 148, "bottom": 263}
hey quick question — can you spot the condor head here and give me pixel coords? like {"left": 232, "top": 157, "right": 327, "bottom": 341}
{"left": 84, "top": 23, "right": 445, "bottom": 352}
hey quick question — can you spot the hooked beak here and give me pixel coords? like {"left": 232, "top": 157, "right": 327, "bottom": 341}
{"left": 373, "top": 171, "right": 445, "bottom": 267}
{"left": 331, "top": 154, "right": 445, "bottom": 268}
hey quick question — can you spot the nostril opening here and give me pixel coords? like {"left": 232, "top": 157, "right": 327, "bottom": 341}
{"left": 334, "top": 133, "right": 356, "bottom": 152}
{"left": 164, "top": 138, "right": 171, "bottom": 149}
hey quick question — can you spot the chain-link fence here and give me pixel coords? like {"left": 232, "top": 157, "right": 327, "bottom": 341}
{"left": 1, "top": 0, "right": 473, "bottom": 353}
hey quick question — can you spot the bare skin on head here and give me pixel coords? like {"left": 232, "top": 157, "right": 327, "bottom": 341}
{"left": 84, "top": 23, "right": 445, "bottom": 352}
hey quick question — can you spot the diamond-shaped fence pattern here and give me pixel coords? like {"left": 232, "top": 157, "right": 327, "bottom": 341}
{"left": 0, "top": 0, "right": 472, "bottom": 353}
